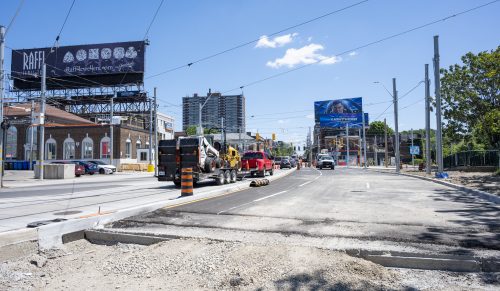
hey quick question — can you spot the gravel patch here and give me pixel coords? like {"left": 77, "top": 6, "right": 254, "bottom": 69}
{"left": 1, "top": 238, "right": 498, "bottom": 290}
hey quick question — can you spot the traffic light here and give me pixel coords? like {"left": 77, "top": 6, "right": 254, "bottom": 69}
{"left": 272, "top": 133, "right": 276, "bottom": 141}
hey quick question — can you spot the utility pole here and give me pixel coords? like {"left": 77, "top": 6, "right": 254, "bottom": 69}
{"left": 374, "top": 135, "right": 378, "bottom": 166}
{"left": 308, "top": 127, "right": 312, "bottom": 166}
{"left": 393, "top": 78, "right": 400, "bottom": 174}
{"left": 425, "top": 64, "right": 431, "bottom": 174}
{"left": 110, "top": 92, "right": 115, "bottom": 165}
{"left": 362, "top": 112, "right": 367, "bottom": 168}
{"left": 411, "top": 128, "right": 414, "bottom": 168}
{"left": 433, "top": 35, "right": 444, "bottom": 174}
{"left": 153, "top": 87, "right": 158, "bottom": 176}
{"left": 384, "top": 118, "right": 388, "bottom": 167}
{"left": 39, "top": 63, "right": 46, "bottom": 180}
{"left": 29, "top": 99, "right": 34, "bottom": 170}
{"left": 148, "top": 97, "right": 153, "bottom": 169}
{"left": 346, "top": 123, "right": 349, "bottom": 167}
{"left": 0, "top": 26, "right": 4, "bottom": 187}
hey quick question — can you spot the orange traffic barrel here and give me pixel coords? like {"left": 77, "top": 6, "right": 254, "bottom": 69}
{"left": 181, "top": 168, "right": 194, "bottom": 196}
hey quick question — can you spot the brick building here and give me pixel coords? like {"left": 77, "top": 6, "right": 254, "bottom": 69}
{"left": 3, "top": 103, "right": 155, "bottom": 167}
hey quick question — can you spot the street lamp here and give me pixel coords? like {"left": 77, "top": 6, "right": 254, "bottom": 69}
{"left": 373, "top": 81, "right": 393, "bottom": 98}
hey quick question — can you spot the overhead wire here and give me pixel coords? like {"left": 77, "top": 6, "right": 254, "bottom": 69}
{"left": 145, "top": 0, "right": 370, "bottom": 79}
{"left": 5, "top": 0, "right": 25, "bottom": 36}
{"left": 221, "top": 0, "right": 500, "bottom": 94}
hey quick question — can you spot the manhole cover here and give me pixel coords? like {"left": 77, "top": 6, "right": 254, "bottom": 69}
{"left": 53, "top": 210, "right": 82, "bottom": 215}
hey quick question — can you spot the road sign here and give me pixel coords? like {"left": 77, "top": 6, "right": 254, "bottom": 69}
{"left": 410, "top": 146, "right": 420, "bottom": 155}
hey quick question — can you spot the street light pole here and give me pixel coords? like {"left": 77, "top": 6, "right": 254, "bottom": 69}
{"left": 393, "top": 78, "right": 400, "bottom": 174}
{"left": 153, "top": 87, "right": 158, "bottom": 176}
{"left": 0, "top": 26, "right": 4, "bottom": 187}
{"left": 433, "top": 35, "right": 444, "bottom": 174}
{"left": 39, "top": 63, "right": 46, "bottom": 180}
{"left": 425, "top": 64, "right": 432, "bottom": 175}
{"left": 198, "top": 91, "right": 215, "bottom": 135}
{"left": 110, "top": 92, "right": 115, "bottom": 165}
{"left": 346, "top": 123, "right": 349, "bottom": 168}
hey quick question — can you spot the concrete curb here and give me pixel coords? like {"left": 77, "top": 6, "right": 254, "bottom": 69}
{"left": 83, "top": 228, "right": 499, "bottom": 272}
{"left": 366, "top": 168, "right": 500, "bottom": 204}
{"left": 32, "top": 167, "right": 297, "bottom": 250}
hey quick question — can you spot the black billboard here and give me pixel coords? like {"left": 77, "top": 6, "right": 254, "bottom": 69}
{"left": 11, "top": 41, "right": 145, "bottom": 90}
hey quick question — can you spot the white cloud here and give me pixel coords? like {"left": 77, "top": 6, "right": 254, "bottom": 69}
{"left": 307, "top": 36, "right": 313, "bottom": 42}
{"left": 278, "top": 119, "right": 285, "bottom": 124}
{"left": 266, "top": 43, "right": 340, "bottom": 68}
{"left": 255, "top": 33, "right": 298, "bottom": 48}
{"left": 348, "top": 51, "right": 358, "bottom": 57}
{"left": 305, "top": 114, "right": 314, "bottom": 119}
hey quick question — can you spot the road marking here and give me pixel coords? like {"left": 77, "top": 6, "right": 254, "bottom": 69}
{"left": 253, "top": 190, "right": 288, "bottom": 202}
{"left": 366, "top": 182, "right": 370, "bottom": 189}
{"left": 299, "top": 181, "right": 312, "bottom": 187}
{"left": 217, "top": 201, "right": 256, "bottom": 215}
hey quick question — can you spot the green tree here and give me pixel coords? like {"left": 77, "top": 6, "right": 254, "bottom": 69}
{"left": 367, "top": 121, "right": 394, "bottom": 135}
{"left": 185, "top": 125, "right": 197, "bottom": 136}
{"left": 440, "top": 46, "right": 499, "bottom": 149}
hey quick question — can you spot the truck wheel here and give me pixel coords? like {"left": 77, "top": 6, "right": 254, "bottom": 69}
{"left": 173, "top": 180, "right": 181, "bottom": 187}
{"left": 258, "top": 170, "right": 265, "bottom": 177}
{"left": 224, "top": 170, "right": 231, "bottom": 184}
{"left": 230, "top": 170, "right": 237, "bottom": 183}
{"left": 269, "top": 167, "right": 274, "bottom": 176}
{"left": 204, "top": 158, "right": 216, "bottom": 173}
{"left": 216, "top": 172, "right": 224, "bottom": 185}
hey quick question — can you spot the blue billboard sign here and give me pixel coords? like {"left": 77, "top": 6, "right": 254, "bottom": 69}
{"left": 314, "top": 97, "right": 363, "bottom": 122}
{"left": 319, "top": 112, "right": 368, "bottom": 128}
{"left": 315, "top": 97, "right": 366, "bottom": 128}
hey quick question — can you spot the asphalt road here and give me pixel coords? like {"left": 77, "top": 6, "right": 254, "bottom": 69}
{"left": 113, "top": 167, "right": 500, "bottom": 254}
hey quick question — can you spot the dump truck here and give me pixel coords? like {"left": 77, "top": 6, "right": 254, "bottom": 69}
{"left": 157, "top": 135, "right": 241, "bottom": 186}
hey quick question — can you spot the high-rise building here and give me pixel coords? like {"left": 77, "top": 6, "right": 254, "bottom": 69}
{"left": 182, "top": 89, "right": 245, "bottom": 133}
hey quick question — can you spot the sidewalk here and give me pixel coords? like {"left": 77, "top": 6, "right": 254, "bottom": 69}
{"left": 365, "top": 165, "right": 500, "bottom": 198}
{"left": 1, "top": 170, "right": 155, "bottom": 189}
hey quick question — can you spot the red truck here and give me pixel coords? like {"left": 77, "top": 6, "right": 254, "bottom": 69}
{"left": 241, "top": 151, "right": 275, "bottom": 177}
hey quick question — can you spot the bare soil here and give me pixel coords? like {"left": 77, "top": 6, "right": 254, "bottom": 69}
{"left": 1, "top": 238, "right": 498, "bottom": 290}
{"left": 404, "top": 170, "right": 500, "bottom": 196}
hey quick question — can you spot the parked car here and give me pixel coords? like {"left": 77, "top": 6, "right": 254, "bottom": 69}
{"left": 280, "top": 158, "right": 291, "bottom": 169}
{"left": 289, "top": 157, "right": 297, "bottom": 168}
{"left": 87, "top": 160, "right": 117, "bottom": 174}
{"left": 317, "top": 155, "right": 335, "bottom": 170}
{"left": 274, "top": 156, "right": 283, "bottom": 163}
{"left": 51, "top": 161, "right": 85, "bottom": 177}
{"left": 74, "top": 161, "right": 99, "bottom": 175}
{"left": 241, "top": 151, "right": 274, "bottom": 177}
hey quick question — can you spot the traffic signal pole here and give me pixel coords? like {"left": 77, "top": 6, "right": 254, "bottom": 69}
{"left": 393, "top": 78, "right": 400, "bottom": 174}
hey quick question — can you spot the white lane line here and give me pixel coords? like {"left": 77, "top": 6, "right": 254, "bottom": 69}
{"left": 299, "top": 181, "right": 312, "bottom": 187}
{"left": 366, "top": 182, "right": 370, "bottom": 189}
{"left": 216, "top": 201, "right": 255, "bottom": 215}
{"left": 253, "top": 190, "right": 288, "bottom": 202}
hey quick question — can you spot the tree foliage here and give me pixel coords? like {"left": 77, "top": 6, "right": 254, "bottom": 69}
{"left": 367, "top": 121, "right": 394, "bottom": 135}
{"left": 440, "top": 46, "right": 499, "bottom": 149}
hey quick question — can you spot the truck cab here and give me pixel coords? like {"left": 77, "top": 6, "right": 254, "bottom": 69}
{"left": 241, "top": 151, "right": 274, "bottom": 177}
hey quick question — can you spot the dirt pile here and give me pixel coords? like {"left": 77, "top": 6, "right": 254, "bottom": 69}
{"left": 1, "top": 238, "right": 497, "bottom": 290}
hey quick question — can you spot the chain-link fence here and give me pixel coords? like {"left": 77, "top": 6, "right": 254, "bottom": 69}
{"left": 444, "top": 150, "right": 500, "bottom": 168}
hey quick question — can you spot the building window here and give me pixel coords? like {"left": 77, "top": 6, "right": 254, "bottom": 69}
{"left": 139, "top": 151, "right": 148, "bottom": 162}
{"left": 100, "top": 137, "right": 111, "bottom": 159}
{"left": 125, "top": 138, "right": 132, "bottom": 159}
{"left": 45, "top": 138, "right": 57, "bottom": 160}
{"left": 63, "top": 137, "right": 75, "bottom": 160}
{"left": 5, "top": 126, "right": 17, "bottom": 159}
{"left": 82, "top": 137, "right": 93, "bottom": 159}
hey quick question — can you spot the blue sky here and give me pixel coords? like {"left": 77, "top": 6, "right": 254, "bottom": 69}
{"left": 2, "top": 0, "right": 499, "bottom": 146}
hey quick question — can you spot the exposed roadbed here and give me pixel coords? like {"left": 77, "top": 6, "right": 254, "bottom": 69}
{"left": 1, "top": 238, "right": 498, "bottom": 290}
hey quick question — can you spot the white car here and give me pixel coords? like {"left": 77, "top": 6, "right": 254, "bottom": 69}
{"left": 88, "top": 160, "right": 117, "bottom": 174}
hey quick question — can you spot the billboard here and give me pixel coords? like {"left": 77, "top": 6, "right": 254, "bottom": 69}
{"left": 315, "top": 97, "right": 364, "bottom": 127}
{"left": 11, "top": 41, "right": 145, "bottom": 90}
{"left": 319, "top": 112, "right": 369, "bottom": 128}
